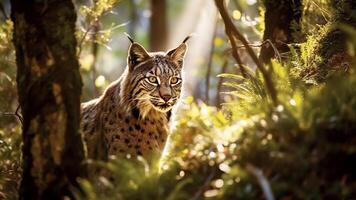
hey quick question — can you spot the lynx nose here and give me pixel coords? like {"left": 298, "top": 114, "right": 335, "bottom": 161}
{"left": 160, "top": 94, "right": 171, "bottom": 102}
{"left": 159, "top": 87, "right": 172, "bottom": 102}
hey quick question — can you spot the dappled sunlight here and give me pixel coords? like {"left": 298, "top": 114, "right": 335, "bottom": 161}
{"left": 1, "top": 0, "right": 356, "bottom": 199}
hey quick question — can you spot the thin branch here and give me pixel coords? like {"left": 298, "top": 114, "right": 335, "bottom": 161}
{"left": 215, "top": 0, "right": 278, "bottom": 106}
{"left": 311, "top": 1, "right": 330, "bottom": 21}
{"left": 264, "top": 39, "right": 282, "bottom": 63}
{"left": 15, "top": 105, "right": 23, "bottom": 125}
{"left": 216, "top": 59, "right": 228, "bottom": 108}
{"left": 246, "top": 164, "right": 275, "bottom": 200}
{"left": 234, "top": 39, "right": 282, "bottom": 62}
{"left": 226, "top": 29, "right": 247, "bottom": 77}
{"left": 224, "top": 40, "right": 282, "bottom": 63}
{"left": 91, "top": 20, "right": 100, "bottom": 97}
{"left": 189, "top": 171, "right": 215, "bottom": 200}
{"left": 0, "top": 104, "right": 23, "bottom": 125}
{"left": 235, "top": 43, "right": 264, "bottom": 48}
{"left": 0, "top": 111, "right": 15, "bottom": 116}
{"left": 205, "top": 14, "right": 219, "bottom": 104}
{"left": 77, "top": 25, "right": 92, "bottom": 56}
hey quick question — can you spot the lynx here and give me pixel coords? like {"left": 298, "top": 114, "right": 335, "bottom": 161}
{"left": 81, "top": 36, "right": 189, "bottom": 163}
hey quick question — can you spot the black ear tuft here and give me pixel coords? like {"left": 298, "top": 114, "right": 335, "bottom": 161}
{"left": 124, "top": 32, "right": 134, "bottom": 44}
{"left": 182, "top": 34, "right": 192, "bottom": 44}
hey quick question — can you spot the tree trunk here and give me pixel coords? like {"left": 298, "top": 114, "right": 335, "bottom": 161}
{"left": 149, "top": 0, "right": 167, "bottom": 51}
{"left": 259, "top": 0, "right": 302, "bottom": 63}
{"left": 11, "top": 0, "right": 87, "bottom": 199}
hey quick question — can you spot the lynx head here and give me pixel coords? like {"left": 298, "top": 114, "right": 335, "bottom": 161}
{"left": 121, "top": 36, "right": 190, "bottom": 117}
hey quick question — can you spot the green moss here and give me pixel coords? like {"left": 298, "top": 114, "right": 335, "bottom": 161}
{"left": 302, "top": 26, "right": 348, "bottom": 83}
{"left": 296, "top": 0, "right": 356, "bottom": 83}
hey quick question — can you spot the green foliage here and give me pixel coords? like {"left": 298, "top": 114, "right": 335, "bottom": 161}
{"left": 1, "top": 1, "right": 355, "bottom": 199}
{"left": 290, "top": 0, "right": 356, "bottom": 84}
{"left": 74, "top": 60, "right": 356, "bottom": 199}
{"left": 0, "top": 19, "right": 21, "bottom": 200}
{"left": 302, "top": 0, "right": 331, "bottom": 34}
{"left": 80, "top": 0, "right": 119, "bottom": 21}
{"left": 0, "top": 126, "right": 21, "bottom": 200}
{"left": 77, "top": 0, "right": 120, "bottom": 53}
{"left": 78, "top": 1, "right": 123, "bottom": 52}
{"left": 0, "top": 20, "right": 16, "bottom": 113}
{"left": 76, "top": 0, "right": 126, "bottom": 99}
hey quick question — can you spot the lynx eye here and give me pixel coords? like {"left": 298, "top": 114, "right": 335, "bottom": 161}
{"left": 147, "top": 76, "right": 158, "bottom": 84}
{"left": 170, "top": 77, "right": 180, "bottom": 85}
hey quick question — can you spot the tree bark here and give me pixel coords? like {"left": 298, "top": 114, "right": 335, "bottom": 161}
{"left": 149, "top": 0, "right": 167, "bottom": 51}
{"left": 259, "top": 0, "right": 302, "bottom": 63}
{"left": 11, "top": 0, "right": 87, "bottom": 199}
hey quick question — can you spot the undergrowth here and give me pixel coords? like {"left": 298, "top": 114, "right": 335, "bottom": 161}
{"left": 73, "top": 59, "right": 356, "bottom": 199}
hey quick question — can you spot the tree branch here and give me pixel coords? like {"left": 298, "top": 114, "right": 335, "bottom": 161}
{"left": 233, "top": 39, "right": 282, "bottom": 62}
{"left": 246, "top": 164, "right": 275, "bottom": 200}
{"left": 226, "top": 29, "right": 247, "bottom": 77}
{"left": 91, "top": 20, "right": 100, "bottom": 97}
{"left": 77, "top": 25, "right": 92, "bottom": 57}
{"left": 215, "top": 0, "right": 278, "bottom": 106}
{"left": 189, "top": 170, "right": 215, "bottom": 200}
{"left": 0, "top": 104, "right": 23, "bottom": 125}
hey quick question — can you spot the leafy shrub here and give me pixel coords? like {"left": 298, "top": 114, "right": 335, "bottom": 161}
{"left": 76, "top": 60, "right": 356, "bottom": 199}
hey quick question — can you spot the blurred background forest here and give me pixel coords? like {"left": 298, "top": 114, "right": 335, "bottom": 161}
{"left": 1, "top": 0, "right": 356, "bottom": 199}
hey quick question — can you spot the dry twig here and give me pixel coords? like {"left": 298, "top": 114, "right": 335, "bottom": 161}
{"left": 0, "top": 104, "right": 23, "bottom": 125}
{"left": 246, "top": 163, "right": 275, "bottom": 200}
{"left": 189, "top": 171, "right": 215, "bottom": 200}
{"left": 90, "top": 20, "right": 100, "bottom": 97}
{"left": 77, "top": 25, "right": 93, "bottom": 56}
{"left": 226, "top": 30, "right": 247, "bottom": 77}
{"left": 233, "top": 39, "right": 282, "bottom": 62}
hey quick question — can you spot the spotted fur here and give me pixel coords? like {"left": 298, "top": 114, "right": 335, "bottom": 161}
{"left": 81, "top": 38, "right": 188, "bottom": 163}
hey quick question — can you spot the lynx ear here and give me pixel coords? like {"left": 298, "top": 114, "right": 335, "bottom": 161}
{"left": 167, "top": 35, "right": 191, "bottom": 68}
{"left": 127, "top": 42, "right": 150, "bottom": 71}
{"left": 166, "top": 43, "right": 188, "bottom": 68}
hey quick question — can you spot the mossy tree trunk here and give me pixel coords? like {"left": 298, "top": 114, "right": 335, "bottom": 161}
{"left": 301, "top": 0, "right": 356, "bottom": 82}
{"left": 259, "top": 0, "right": 302, "bottom": 63}
{"left": 11, "top": 0, "right": 87, "bottom": 199}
